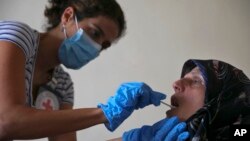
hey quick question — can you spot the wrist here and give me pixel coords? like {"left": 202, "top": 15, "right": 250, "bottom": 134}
{"left": 96, "top": 108, "right": 108, "bottom": 123}
{"left": 98, "top": 103, "right": 117, "bottom": 131}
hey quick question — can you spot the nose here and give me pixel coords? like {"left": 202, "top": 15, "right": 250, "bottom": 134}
{"left": 172, "top": 79, "right": 183, "bottom": 93}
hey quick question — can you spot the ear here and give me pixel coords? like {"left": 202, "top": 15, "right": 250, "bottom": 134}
{"left": 61, "top": 7, "right": 75, "bottom": 25}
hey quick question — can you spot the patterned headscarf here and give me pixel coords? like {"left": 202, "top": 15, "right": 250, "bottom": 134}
{"left": 180, "top": 59, "right": 250, "bottom": 141}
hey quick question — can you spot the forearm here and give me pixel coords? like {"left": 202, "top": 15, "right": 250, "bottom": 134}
{"left": 107, "top": 137, "right": 122, "bottom": 141}
{"left": 0, "top": 105, "right": 106, "bottom": 140}
{"left": 49, "top": 131, "right": 76, "bottom": 141}
{"left": 48, "top": 104, "right": 77, "bottom": 141}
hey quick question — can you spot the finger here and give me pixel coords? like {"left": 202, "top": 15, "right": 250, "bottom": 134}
{"left": 177, "top": 132, "right": 190, "bottom": 141}
{"left": 152, "top": 118, "right": 169, "bottom": 131}
{"left": 136, "top": 83, "right": 153, "bottom": 109}
{"left": 154, "top": 116, "right": 179, "bottom": 141}
{"left": 151, "top": 91, "right": 167, "bottom": 106}
{"left": 164, "top": 122, "right": 187, "bottom": 141}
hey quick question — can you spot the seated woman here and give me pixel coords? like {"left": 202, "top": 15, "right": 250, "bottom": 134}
{"left": 178, "top": 59, "right": 250, "bottom": 140}
{"left": 111, "top": 59, "right": 250, "bottom": 141}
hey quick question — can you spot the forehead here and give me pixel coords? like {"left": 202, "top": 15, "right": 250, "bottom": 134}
{"left": 184, "top": 67, "right": 204, "bottom": 80}
{"left": 190, "top": 67, "right": 201, "bottom": 75}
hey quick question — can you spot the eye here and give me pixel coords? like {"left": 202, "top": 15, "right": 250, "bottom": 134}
{"left": 193, "top": 79, "right": 200, "bottom": 84}
{"left": 86, "top": 23, "right": 113, "bottom": 51}
{"left": 89, "top": 29, "right": 102, "bottom": 41}
{"left": 191, "top": 78, "right": 204, "bottom": 87}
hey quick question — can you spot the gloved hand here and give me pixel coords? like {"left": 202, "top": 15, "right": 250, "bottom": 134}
{"left": 98, "top": 82, "right": 166, "bottom": 131}
{"left": 122, "top": 116, "right": 189, "bottom": 141}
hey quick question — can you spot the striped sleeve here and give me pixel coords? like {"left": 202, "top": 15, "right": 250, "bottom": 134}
{"left": 0, "top": 21, "right": 35, "bottom": 58}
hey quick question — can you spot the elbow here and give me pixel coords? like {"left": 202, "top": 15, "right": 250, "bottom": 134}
{"left": 0, "top": 113, "right": 15, "bottom": 140}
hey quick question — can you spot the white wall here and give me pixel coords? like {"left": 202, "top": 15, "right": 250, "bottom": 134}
{"left": 1, "top": 0, "right": 249, "bottom": 140}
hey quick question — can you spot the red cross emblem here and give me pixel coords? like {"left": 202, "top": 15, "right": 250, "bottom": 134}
{"left": 42, "top": 99, "right": 53, "bottom": 110}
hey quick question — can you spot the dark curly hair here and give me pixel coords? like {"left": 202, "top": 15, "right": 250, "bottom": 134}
{"left": 44, "top": 0, "right": 126, "bottom": 38}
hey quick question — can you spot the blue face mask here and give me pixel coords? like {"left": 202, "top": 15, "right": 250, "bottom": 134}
{"left": 59, "top": 17, "right": 101, "bottom": 70}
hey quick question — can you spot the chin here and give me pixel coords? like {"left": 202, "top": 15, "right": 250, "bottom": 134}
{"left": 166, "top": 109, "right": 186, "bottom": 122}
{"left": 166, "top": 109, "right": 175, "bottom": 118}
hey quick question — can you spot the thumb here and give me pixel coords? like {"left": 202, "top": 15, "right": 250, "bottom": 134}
{"left": 177, "top": 132, "right": 190, "bottom": 141}
{"left": 155, "top": 116, "right": 179, "bottom": 141}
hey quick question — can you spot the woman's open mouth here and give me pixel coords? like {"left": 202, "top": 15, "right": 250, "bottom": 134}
{"left": 171, "top": 95, "right": 179, "bottom": 108}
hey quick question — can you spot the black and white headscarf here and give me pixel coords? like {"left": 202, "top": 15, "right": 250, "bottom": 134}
{"left": 180, "top": 59, "right": 250, "bottom": 141}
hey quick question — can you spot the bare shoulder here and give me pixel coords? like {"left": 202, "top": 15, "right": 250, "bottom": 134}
{"left": 0, "top": 41, "right": 26, "bottom": 106}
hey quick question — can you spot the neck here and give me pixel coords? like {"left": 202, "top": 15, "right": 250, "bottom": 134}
{"left": 36, "top": 27, "right": 64, "bottom": 72}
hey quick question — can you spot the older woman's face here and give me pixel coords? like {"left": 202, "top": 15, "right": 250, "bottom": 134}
{"left": 166, "top": 67, "right": 206, "bottom": 121}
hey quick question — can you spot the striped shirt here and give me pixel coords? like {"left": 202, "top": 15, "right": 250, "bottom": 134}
{"left": 0, "top": 21, "right": 74, "bottom": 107}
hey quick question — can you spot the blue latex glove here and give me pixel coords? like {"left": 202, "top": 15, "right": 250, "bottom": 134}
{"left": 98, "top": 82, "right": 166, "bottom": 131}
{"left": 122, "top": 116, "right": 189, "bottom": 141}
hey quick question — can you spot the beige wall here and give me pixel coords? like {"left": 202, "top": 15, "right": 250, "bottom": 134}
{"left": 1, "top": 0, "right": 249, "bottom": 140}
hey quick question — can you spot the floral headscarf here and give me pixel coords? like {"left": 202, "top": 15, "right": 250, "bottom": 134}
{"left": 181, "top": 59, "right": 250, "bottom": 141}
